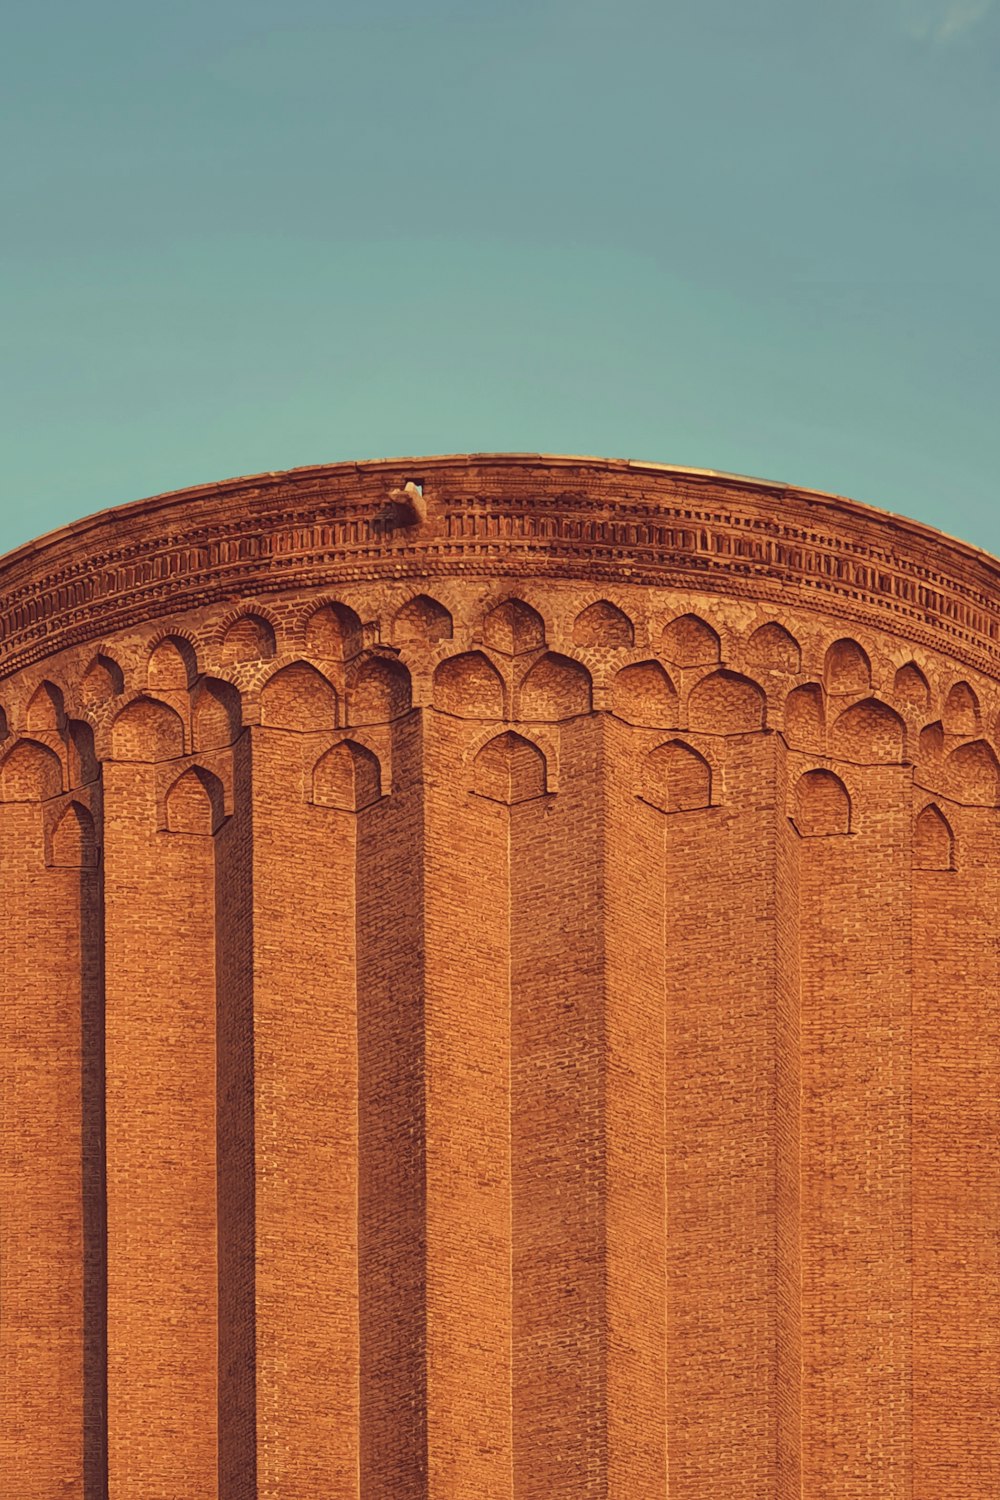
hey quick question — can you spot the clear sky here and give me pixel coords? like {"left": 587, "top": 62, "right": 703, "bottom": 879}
{"left": 3, "top": 0, "right": 998, "bottom": 558}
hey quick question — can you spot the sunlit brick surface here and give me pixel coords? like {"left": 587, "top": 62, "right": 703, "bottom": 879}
{"left": 1, "top": 455, "right": 998, "bottom": 1497}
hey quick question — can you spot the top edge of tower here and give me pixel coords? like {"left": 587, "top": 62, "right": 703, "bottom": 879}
{"left": 2, "top": 453, "right": 999, "bottom": 680}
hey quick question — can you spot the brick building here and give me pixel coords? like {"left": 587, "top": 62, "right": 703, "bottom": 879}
{"left": 0, "top": 453, "right": 997, "bottom": 1497}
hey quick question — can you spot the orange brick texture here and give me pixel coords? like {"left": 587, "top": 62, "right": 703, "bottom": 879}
{"left": 1, "top": 453, "right": 998, "bottom": 1498}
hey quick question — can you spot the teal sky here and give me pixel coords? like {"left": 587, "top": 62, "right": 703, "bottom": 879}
{"left": 3, "top": 0, "right": 999, "bottom": 557}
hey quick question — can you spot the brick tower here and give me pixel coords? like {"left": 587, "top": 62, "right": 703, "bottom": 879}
{"left": 1, "top": 455, "right": 997, "bottom": 1498}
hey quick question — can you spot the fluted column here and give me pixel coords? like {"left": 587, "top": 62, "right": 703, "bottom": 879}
{"left": 795, "top": 761, "right": 912, "bottom": 1495}
{"left": 0, "top": 748, "right": 104, "bottom": 1499}
{"left": 103, "top": 729, "right": 220, "bottom": 1495}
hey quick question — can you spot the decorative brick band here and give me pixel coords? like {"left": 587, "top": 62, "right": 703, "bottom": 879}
{"left": 3, "top": 454, "right": 1000, "bottom": 678}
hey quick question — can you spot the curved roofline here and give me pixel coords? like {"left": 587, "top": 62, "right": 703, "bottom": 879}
{"left": 3, "top": 452, "right": 1000, "bottom": 684}
{"left": 3, "top": 451, "right": 998, "bottom": 582}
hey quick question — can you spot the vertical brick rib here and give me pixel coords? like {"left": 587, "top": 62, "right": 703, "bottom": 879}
{"left": 603, "top": 716, "right": 668, "bottom": 1499}
{"left": 0, "top": 793, "right": 104, "bottom": 1498}
{"left": 249, "top": 727, "right": 359, "bottom": 1496}
{"left": 510, "top": 715, "right": 606, "bottom": 1498}
{"left": 662, "top": 733, "right": 781, "bottom": 1497}
{"left": 796, "top": 765, "right": 911, "bottom": 1495}
{"left": 215, "top": 737, "right": 257, "bottom": 1499}
{"left": 773, "top": 742, "right": 802, "bottom": 1500}
{"left": 103, "top": 760, "right": 219, "bottom": 1496}
{"left": 912, "top": 801, "right": 1000, "bottom": 1495}
{"left": 422, "top": 711, "right": 512, "bottom": 1497}
{"left": 357, "top": 713, "right": 428, "bottom": 1496}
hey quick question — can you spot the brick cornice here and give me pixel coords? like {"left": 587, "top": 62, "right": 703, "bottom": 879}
{"left": 3, "top": 453, "right": 999, "bottom": 679}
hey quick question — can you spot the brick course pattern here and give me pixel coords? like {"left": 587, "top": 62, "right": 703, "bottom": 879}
{"left": 0, "top": 453, "right": 997, "bottom": 1498}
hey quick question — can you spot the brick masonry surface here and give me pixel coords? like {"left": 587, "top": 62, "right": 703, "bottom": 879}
{"left": 0, "top": 454, "right": 997, "bottom": 1498}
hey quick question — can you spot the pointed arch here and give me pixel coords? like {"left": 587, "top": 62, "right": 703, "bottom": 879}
{"left": 947, "top": 740, "right": 1000, "bottom": 805}
{"left": 147, "top": 635, "right": 198, "bottom": 691}
{"left": 165, "top": 766, "right": 226, "bottom": 835}
{"left": 829, "top": 699, "right": 905, "bottom": 764}
{"left": 110, "top": 697, "right": 185, "bottom": 762}
{"left": 220, "top": 613, "right": 276, "bottom": 664}
{"left": 643, "top": 739, "right": 711, "bottom": 813}
{"left": 518, "top": 653, "right": 592, "bottom": 720}
{"left": 794, "top": 769, "right": 851, "bottom": 837}
{"left": 471, "top": 731, "right": 547, "bottom": 804}
{"left": 80, "top": 653, "right": 124, "bottom": 706}
{"left": 914, "top": 804, "right": 954, "bottom": 872}
{"left": 67, "top": 720, "right": 98, "bottom": 786}
{"left": 784, "top": 683, "right": 825, "bottom": 750}
{"left": 305, "top": 602, "right": 364, "bottom": 661}
{"left": 746, "top": 622, "right": 801, "bottom": 674}
{"left": 919, "top": 721, "right": 945, "bottom": 762}
{"left": 260, "top": 662, "right": 337, "bottom": 732}
{"left": 313, "top": 741, "right": 383, "bottom": 811}
{"left": 25, "top": 680, "right": 66, "bottom": 732}
{"left": 0, "top": 739, "right": 63, "bottom": 801}
{"left": 688, "top": 670, "right": 765, "bottom": 734}
{"left": 51, "top": 801, "right": 98, "bottom": 868}
{"left": 349, "top": 656, "right": 412, "bottom": 725}
{"left": 393, "top": 594, "right": 453, "bottom": 645}
{"left": 942, "top": 681, "right": 980, "bottom": 737}
{"left": 893, "top": 662, "right": 930, "bottom": 711}
{"left": 661, "top": 613, "right": 719, "bottom": 668}
{"left": 824, "top": 638, "right": 870, "bottom": 695}
{"left": 572, "top": 600, "right": 634, "bottom": 648}
{"left": 193, "top": 678, "right": 242, "bottom": 749}
{"left": 482, "top": 599, "right": 546, "bottom": 656}
{"left": 611, "top": 661, "right": 678, "bottom": 727}
{"left": 433, "top": 652, "right": 505, "bottom": 719}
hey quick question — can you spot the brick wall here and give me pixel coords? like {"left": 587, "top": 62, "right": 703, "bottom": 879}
{"left": 1, "top": 458, "right": 998, "bottom": 1498}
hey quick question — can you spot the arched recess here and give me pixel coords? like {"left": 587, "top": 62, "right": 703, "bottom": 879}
{"left": 147, "top": 635, "right": 198, "bottom": 691}
{"left": 643, "top": 739, "right": 711, "bottom": 813}
{"left": 164, "top": 766, "right": 226, "bottom": 835}
{"left": 572, "top": 600, "right": 634, "bottom": 648}
{"left": 947, "top": 740, "right": 1000, "bottom": 804}
{"left": 688, "top": 670, "right": 765, "bottom": 734}
{"left": 0, "top": 739, "right": 63, "bottom": 801}
{"left": 394, "top": 594, "right": 453, "bottom": 645}
{"left": 661, "top": 613, "right": 719, "bottom": 668}
{"left": 610, "top": 661, "right": 678, "bottom": 726}
{"left": 824, "top": 638, "right": 870, "bottom": 695}
{"left": 0, "top": 703, "right": 7, "bottom": 740}
{"left": 260, "top": 663, "right": 337, "bottom": 732}
{"left": 50, "top": 801, "right": 98, "bottom": 868}
{"left": 305, "top": 602, "right": 364, "bottom": 661}
{"left": 746, "top": 622, "right": 801, "bottom": 674}
{"left": 793, "top": 769, "right": 851, "bottom": 837}
{"left": 518, "top": 653, "right": 592, "bottom": 721}
{"left": 894, "top": 662, "right": 930, "bottom": 711}
{"left": 482, "top": 599, "right": 546, "bottom": 656}
{"left": 25, "top": 680, "right": 66, "bottom": 733}
{"left": 919, "top": 721, "right": 945, "bottom": 762}
{"left": 942, "top": 681, "right": 980, "bottom": 737}
{"left": 828, "top": 699, "right": 905, "bottom": 764}
{"left": 67, "top": 721, "right": 99, "bottom": 785}
{"left": 80, "top": 653, "right": 125, "bottom": 707}
{"left": 784, "top": 683, "right": 825, "bottom": 750}
{"left": 914, "top": 804, "right": 954, "bottom": 871}
{"left": 220, "top": 614, "right": 276, "bottom": 664}
{"left": 349, "top": 656, "right": 412, "bottom": 725}
{"left": 110, "top": 697, "right": 185, "bottom": 762}
{"left": 193, "top": 678, "right": 242, "bottom": 750}
{"left": 312, "top": 741, "right": 382, "bottom": 811}
{"left": 471, "top": 731, "right": 547, "bottom": 804}
{"left": 433, "top": 652, "right": 505, "bottom": 719}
